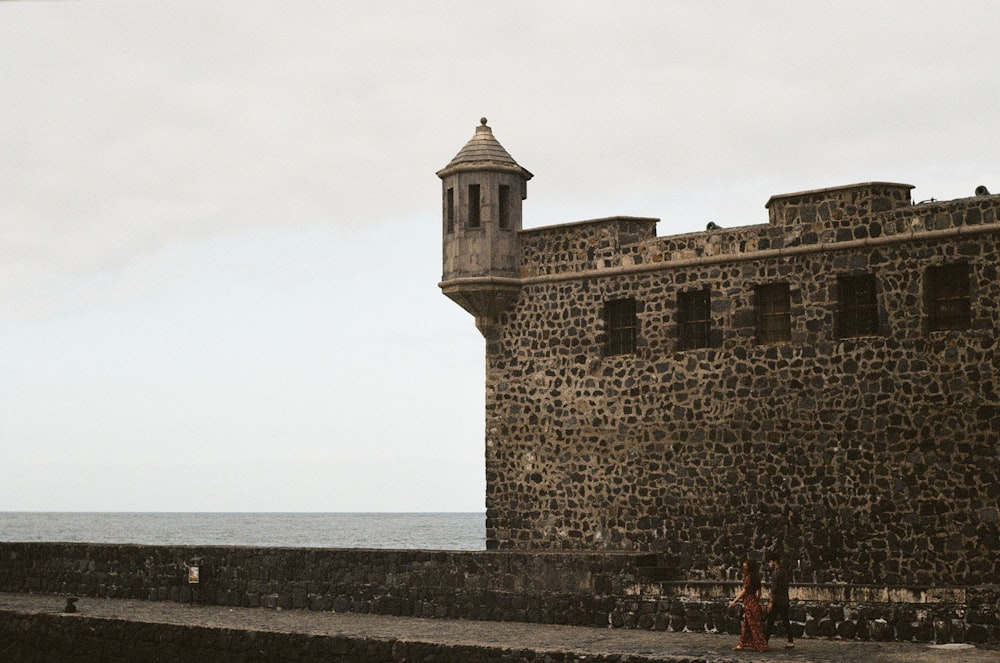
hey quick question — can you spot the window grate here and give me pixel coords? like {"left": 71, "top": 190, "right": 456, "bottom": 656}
{"left": 927, "top": 263, "right": 971, "bottom": 331}
{"left": 757, "top": 283, "right": 791, "bottom": 344}
{"left": 837, "top": 274, "right": 878, "bottom": 338}
{"left": 605, "top": 299, "right": 637, "bottom": 355}
{"left": 678, "top": 290, "right": 711, "bottom": 350}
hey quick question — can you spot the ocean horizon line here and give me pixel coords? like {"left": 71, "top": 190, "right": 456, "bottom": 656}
{"left": 1, "top": 512, "right": 487, "bottom": 550}
{"left": 1, "top": 510, "right": 485, "bottom": 514}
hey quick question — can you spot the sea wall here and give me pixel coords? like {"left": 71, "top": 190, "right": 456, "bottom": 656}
{"left": 620, "top": 581, "right": 1000, "bottom": 645}
{"left": 1, "top": 543, "right": 997, "bottom": 644}
{"left": 0, "top": 543, "right": 637, "bottom": 627}
{"left": 0, "top": 611, "right": 670, "bottom": 663}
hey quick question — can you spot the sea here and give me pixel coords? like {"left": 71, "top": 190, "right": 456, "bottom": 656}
{"left": 0, "top": 512, "right": 486, "bottom": 551}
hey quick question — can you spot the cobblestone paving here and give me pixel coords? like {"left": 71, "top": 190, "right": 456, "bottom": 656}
{"left": 1, "top": 593, "right": 996, "bottom": 663}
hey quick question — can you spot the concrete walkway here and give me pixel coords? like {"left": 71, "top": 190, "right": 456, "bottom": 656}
{"left": 1, "top": 593, "right": 995, "bottom": 663}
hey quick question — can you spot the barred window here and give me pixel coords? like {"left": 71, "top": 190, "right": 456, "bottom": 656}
{"left": 678, "top": 289, "right": 711, "bottom": 350}
{"left": 605, "top": 299, "right": 637, "bottom": 355}
{"left": 926, "top": 263, "right": 971, "bottom": 331}
{"left": 837, "top": 274, "right": 879, "bottom": 338}
{"left": 757, "top": 283, "right": 791, "bottom": 344}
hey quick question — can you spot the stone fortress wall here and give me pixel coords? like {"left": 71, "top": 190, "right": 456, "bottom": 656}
{"left": 435, "top": 119, "right": 998, "bottom": 594}
{"left": 481, "top": 180, "right": 1000, "bottom": 592}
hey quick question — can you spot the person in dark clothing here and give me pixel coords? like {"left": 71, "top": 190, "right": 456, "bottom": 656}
{"left": 763, "top": 554, "right": 794, "bottom": 648}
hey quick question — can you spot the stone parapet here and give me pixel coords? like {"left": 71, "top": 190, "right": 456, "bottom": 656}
{"left": 516, "top": 192, "right": 1000, "bottom": 276}
{"left": 0, "top": 543, "right": 641, "bottom": 628}
{"left": 1, "top": 543, "right": 997, "bottom": 644}
{"left": 765, "top": 182, "right": 915, "bottom": 227}
{"left": 519, "top": 216, "right": 658, "bottom": 277}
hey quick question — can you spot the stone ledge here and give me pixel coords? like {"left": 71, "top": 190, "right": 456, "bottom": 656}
{"left": 633, "top": 581, "right": 969, "bottom": 604}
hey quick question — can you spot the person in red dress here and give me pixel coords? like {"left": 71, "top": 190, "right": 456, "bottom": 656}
{"left": 729, "top": 559, "right": 769, "bottom": 651}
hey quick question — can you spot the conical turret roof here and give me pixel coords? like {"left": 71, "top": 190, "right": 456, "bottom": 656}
{"left": 437, "top": 118, "right": 533, "bottom": 179}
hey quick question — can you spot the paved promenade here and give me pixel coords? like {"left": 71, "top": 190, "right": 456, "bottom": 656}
{"left": 1, "top": 593, "right": 996, "bottom": 663}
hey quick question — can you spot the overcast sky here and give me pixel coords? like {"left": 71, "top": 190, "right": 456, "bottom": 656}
{"left": 2, "top": 1, "right": 997, "bottom": 512}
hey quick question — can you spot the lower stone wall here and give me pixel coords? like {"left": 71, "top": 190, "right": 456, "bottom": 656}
{"left": 1, "top": 543, "right": 997, "bottom": 644}
{"left": 614, "top": 583, "right": 1000, "bottom": 645}
{"left": 0, "top": 543, "right": 638, "bottom": 627}
{"left": 0, "top": 612, "right": 672, "bottom": 663}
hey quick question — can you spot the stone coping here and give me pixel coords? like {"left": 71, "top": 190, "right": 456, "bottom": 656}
{"left": 630, "top": 581, "right": 972, "bottom": 604}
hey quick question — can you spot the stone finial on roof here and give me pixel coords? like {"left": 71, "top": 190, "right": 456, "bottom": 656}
{"left": 437, "top": 118, "right": 533, "bottom": 179}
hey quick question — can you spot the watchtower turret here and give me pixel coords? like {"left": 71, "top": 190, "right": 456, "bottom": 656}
{"left": 437, "top": 118, "right": 532, "bottom": 336}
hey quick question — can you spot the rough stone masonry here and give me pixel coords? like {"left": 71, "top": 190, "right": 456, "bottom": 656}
{"left": 438, "top": 120, "right": 1000, "bottom": 591}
